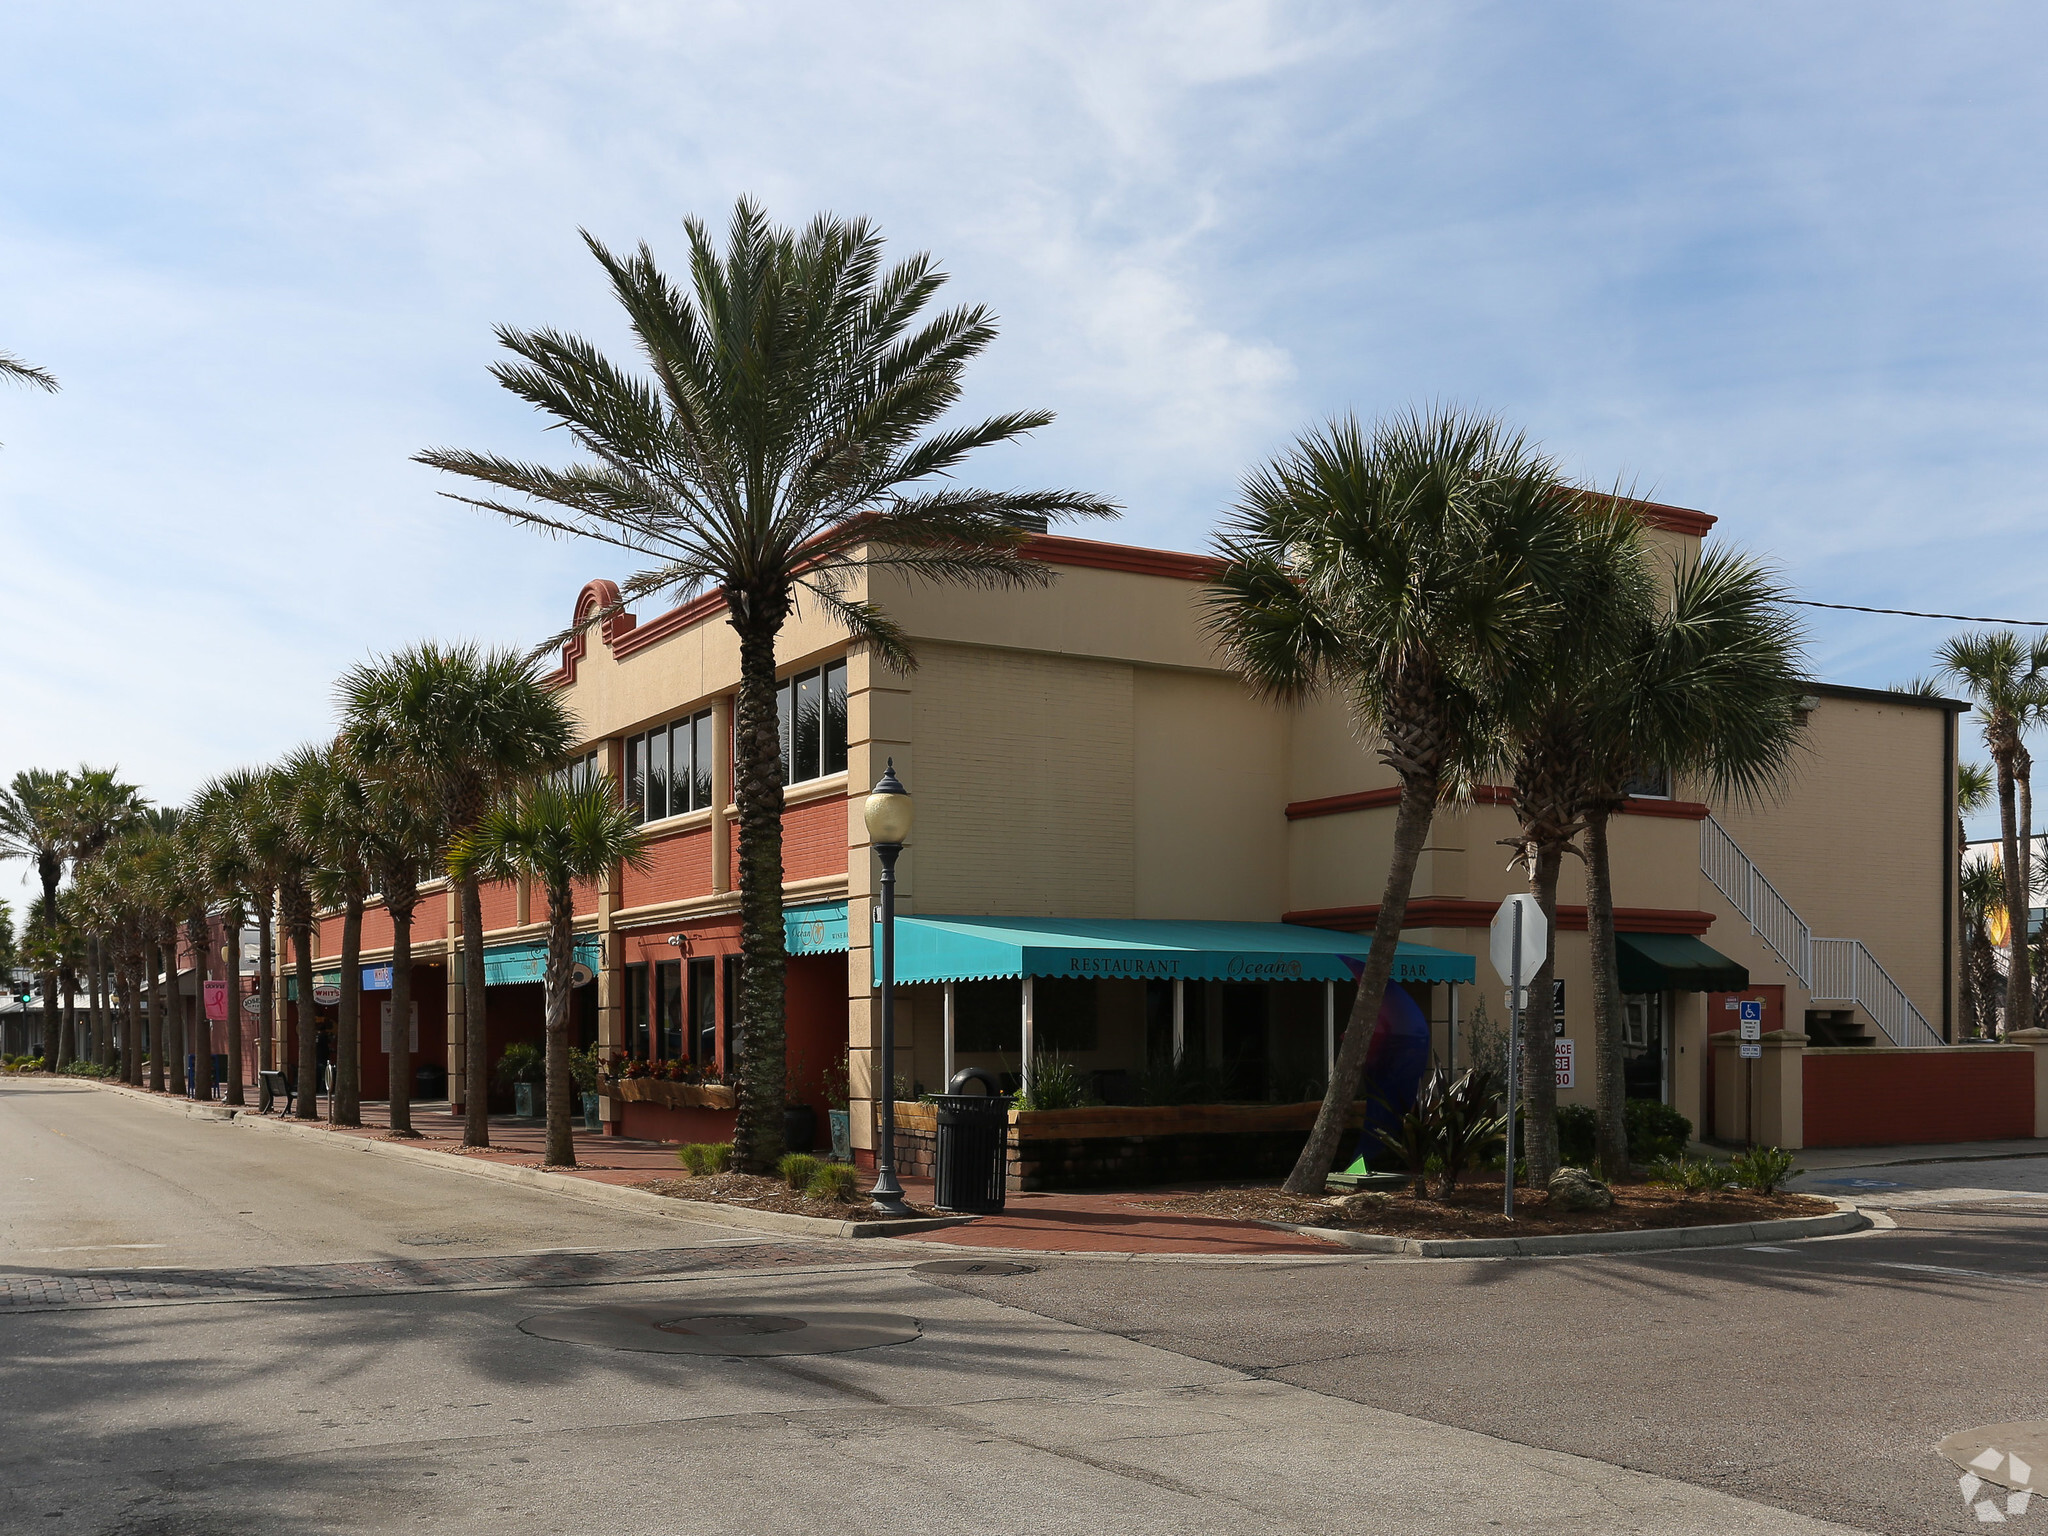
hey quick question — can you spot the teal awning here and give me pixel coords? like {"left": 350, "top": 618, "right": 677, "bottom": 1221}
{"left": 482, "top": 937, "right": 601, "bottom": 987}
{"left": 877, "top": 915, "right": 1476, "bottom": 987}
{"left": 1616, "top": 932, "right": 1748, "bottom": 993}
{"left": 787, "top": 901, "right": 848, "bottom": 955}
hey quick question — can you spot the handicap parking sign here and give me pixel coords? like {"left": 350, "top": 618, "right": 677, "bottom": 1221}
{"left": 1739, "top": 1000, "right": 1763, "bottom": 1023}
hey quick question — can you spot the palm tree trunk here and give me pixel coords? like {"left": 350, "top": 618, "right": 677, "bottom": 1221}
{"left": 256, "top": 896, "right": 275, "bottom": 1076}
{"left": 222, "top": 911, "right": 245, "bottom": 1107}
{"left": 543, "top": 877, "right": 576, "bottom": 1168}
{"left": 89, "top": 938, "right": 106, "bottom": 1067}
{"left": 293, "top": 918, "right": 320, "bottom": 1119}
{"left": 335, "top": 900, "right": 364, "bottom": 1126}
{"left": 120, "top": 961, "right": 139, "bottom": 1084}
{"left": 2021, "top": 748, "right": 2035, "bottom": 947}
{"left": 60, "top": 964, "right": 77, "bottom": 1067}
{"left": 460, "top": 875, "right": 490, "bottom": 1148}
{"left": 388, "top": 897, "right": 416, "bottom": 1137}
{"left": 730, "top": 616, "right": 789, "bottom": 1174}
{"left": 1999, "top": 756, "right": 2029, "bottom": 1035}
{"left": 38, "top": 966, "right": 58, "bottom": 1070}
{"left": 187, "top": 919, "right": 213, "bottom": 1100}
{"left": 1282, "top": 775, "right": 1439, "bottom": 1196}
{"left": 149, "top": 936, "right": 171, "bottom": 1093}
{"left": 1522, "top": 846, "right": 1563, "bottom": 1184}
{"left": 1586, "top": 808, "right": 1631, "bottom": 1179}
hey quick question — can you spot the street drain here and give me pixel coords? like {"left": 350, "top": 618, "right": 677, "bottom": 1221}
{"left": 518, "top": 1304, "right": 920, "bottom": 1357}
{"left": 912, "top": 1260, "right": 1037, "bottom": 1277}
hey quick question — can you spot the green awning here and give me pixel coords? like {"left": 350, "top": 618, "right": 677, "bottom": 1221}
{"left": 1616, "top": 932, "right": 1748, "bottom": 993}
{"left": 878, "top": 915, "right": 1476, "bottom": 987}
{"left": 482, "top": 937, "right": 601, "bottom": 987}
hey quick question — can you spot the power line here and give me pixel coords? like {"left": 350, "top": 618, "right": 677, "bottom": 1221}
{"left": 1787, "top": 598, "right": 2048, "bottom": 627}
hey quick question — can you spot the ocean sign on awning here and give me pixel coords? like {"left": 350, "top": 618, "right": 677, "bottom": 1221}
{"left": 876, "top": 915, "right": 1476, "bottom": 987}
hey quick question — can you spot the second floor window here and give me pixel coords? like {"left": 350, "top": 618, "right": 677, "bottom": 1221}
{"left": 556, "top": 749, "right": 600, "bottom": 791}
{"left": 624, "top": 708, "right": 716, "bottom": 824}
{"left": 778, "top": 660, "right": 848, "bottom": 786}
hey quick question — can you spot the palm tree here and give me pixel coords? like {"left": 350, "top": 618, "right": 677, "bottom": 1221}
{"left": 174, "top": 816, "right": 221, "bottom": 1100}
{"left": 1579, "top": 549, "right": 1807, "bottom": 1177}
{"left": 1957, "top": 762, "right": 1994, "bottom": 1036}
{"left": 1, "top": 350, "right": 57, "bottom": 449}
{"left": 192, "top": 771, "right": 259, "bottom": 1106}
{"left": 1939, "top": 633, "right": 2048, "bottom": 1042}
{"left": 66, "top": 770, "right": 145, "bottom": 1072}
{"left": 1203, "top": 408, "right": 1582, "bottom": 1197}
{"left": 136, "top": 809, "right": 185, "bottom": 1094}
{"left": 336, "top": 646, "right": 575, "bottom": 1147}
{"left": 234, "top": 776, "right": 296, "bottom": 1084}
{"left": 262, "top": 753, "right": 329, "bottom": 1119}
{"left": 414, "top": 199, "right": 1114, "bottom": 1171}
{"left": 294, "top": 750, "right": 384, "bottom": 1128}
{"left": 1494, "top": 501, "right": 1657, "bottom": 1183}
{"left": 349, "top": 772, "right": 443, "bottom": 1137}
{"left": 452, "top": 779, "right": 649, "bottom": 1165}
{"left": 0, "top": 769, "right": 73, "bottom": 1068}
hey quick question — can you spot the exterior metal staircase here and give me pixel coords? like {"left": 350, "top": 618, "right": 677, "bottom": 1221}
{"left": 1700, "top": 814, "right": 1941, "bottom": 1048}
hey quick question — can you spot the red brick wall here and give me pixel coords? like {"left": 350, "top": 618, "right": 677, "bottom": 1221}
{"left": 360, "top": 905, "right": 394, "bottom": 953}
{"left": 620, "top": 827, "right": 714, "bottom": 910}
{"left": 1804, "top": 1048, "right": 2034, "bottom": 1147}
{"left": 478, "top": 878, "right": 520, "bottom": 934}
{"left": 316, "top": 915, "right": 345, "bottom": 961}
{"left": 782, "top": 795, "right": 848, "bottom": 883}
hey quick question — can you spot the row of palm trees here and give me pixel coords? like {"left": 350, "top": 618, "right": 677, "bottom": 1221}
{"left": 3, "top": 649, "right": 652, "bottom": 1168}
{"left": 1204, "top": 411, "right": 1811, "bottom": 1189}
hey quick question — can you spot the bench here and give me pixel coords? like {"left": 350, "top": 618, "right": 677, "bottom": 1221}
{"left": 258, "top": 1069, "right": 294, "bottom": 1116}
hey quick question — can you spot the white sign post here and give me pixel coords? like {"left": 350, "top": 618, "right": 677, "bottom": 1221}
{"left": 1490, "top": 896, "right": 1549, "bottom": 1219}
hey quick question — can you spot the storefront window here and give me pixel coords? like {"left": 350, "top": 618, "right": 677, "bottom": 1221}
{"left": 656, "top": 959, "right": 683, "bottom": 1059}
{"left": 1622, "top": 991, "right": 1667, "bottom": 1102}
{"left": 625, "top": 963, "right": 649, "bottom": 1059}
{"left": 777, "top": 659, "right": 848, "bottom": 785}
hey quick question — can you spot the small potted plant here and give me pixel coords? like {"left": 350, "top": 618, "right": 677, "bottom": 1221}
{"left": 824, "top": 1051, "right": 851, "bottom": 1162}
{"left": 495, "top": 1042, "right": 545, "bottom": 1119}
{"left": 570, "top": 1044, "right": 601, "bottom": 1130}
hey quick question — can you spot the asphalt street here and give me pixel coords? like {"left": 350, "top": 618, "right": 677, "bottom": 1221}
{"left": 5, "top": 1075, "right": 2044, "bottom": 1535}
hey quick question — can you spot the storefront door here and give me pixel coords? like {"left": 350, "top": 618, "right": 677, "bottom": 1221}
{"left": 1622, "top": 991, "right": 1667, "bottom": 1103}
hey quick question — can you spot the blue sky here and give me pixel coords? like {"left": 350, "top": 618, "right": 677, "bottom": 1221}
{"left": 4, "top": 2, "right": 2044, "bottom": 841}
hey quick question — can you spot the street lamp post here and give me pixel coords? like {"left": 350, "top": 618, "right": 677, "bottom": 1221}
{"left": 863, "top": 760, "right": 914, "bottom": 1217}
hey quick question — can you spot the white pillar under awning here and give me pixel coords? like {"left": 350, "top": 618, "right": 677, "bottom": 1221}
{"left": 1324, "top": 980, "right": 1336, "bottom": 1082}
{"left": 942, "top": 981, "right": 956, "bottom": 1091}
{"left": 1021, "top": 975, "right": 1036, "bottom": 1098}
{"left": 1171, "top": 978, "right": 1185, "bottom": 1064}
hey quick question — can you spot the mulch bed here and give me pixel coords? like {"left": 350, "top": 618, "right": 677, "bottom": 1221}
{"left": 634, "top": 1171, "right": 940, "bottom": 1221}
{"left": 1144, "top": 1181, "right": 1835, "bottom": 1240}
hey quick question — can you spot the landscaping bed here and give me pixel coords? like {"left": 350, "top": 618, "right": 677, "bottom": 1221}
{"left": 633, "top": 1171, "right": 940, "bottom": 1222}
{"left": 1144, "top": 1181, "right": 1835, "bottom": 1240}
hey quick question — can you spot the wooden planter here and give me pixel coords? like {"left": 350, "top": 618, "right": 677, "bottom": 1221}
{"left": 886, "top": 1099, "right": 1370, "bottom": 1192}
{"left": 608, "top": 1078, "right": 737, "bottom": 1111}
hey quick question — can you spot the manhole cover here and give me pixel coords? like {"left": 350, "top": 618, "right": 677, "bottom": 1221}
{"left": 654, "top": 1313, "right": 806, "bottom": 1337}
{"left": 912, "top": 1260, "right": 1037, "bottom": 1277}
{"left": 1937, "top": 1421, "right": 2047, "bottom": 1520}
{"left": 518, "top": 1304, "right": 920, "bottom": 1357}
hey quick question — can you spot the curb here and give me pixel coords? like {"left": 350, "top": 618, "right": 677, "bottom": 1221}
{"left": 53, "top": 1077, "right": 975, "bottom": 1242}
{"left": 1256, "top": 1201, "right": 1870, "bottom": 1257}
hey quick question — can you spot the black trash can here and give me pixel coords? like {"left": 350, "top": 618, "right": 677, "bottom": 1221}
{"left": 933, "top": 1070, "right": 1009, "bottom": 1214}
{"left": 415, "top": 1062, "right": 448, "bottom": 1101}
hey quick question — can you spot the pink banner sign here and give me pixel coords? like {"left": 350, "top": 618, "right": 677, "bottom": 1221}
{"left": 203, "top": 980, "right": 230, "bottom": 1021}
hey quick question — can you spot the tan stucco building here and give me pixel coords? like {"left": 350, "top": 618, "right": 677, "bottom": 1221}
{"left": 308, "top": 502, "right": 1963, "bottom": 1161}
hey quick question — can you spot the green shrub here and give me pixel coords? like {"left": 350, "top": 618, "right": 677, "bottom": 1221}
{"left": 494, "top": 1042, "right": 544, "bottom": 1087}
{"left": 778, "top": 1152, "right": 823, "bottom": 1191}
{"left": 61, "top": 1061, "right": 118, "bottom": 1079}
{"left": 1731, "top": 1145, "right": 1800, "bottom": 1195}
{"left": 1012, "top": 1055, "right": 1088, "bottom": 1111}
{"left": 567, "top": 1044, "right": 600, "bottom": 1094}
{"left": 677, "top": 1142, "right": 732, "bottom": 1176}
{"left": 806, "top": 1163, "right": 861, "bottom": 1202}
{"left": 1626, "top": 1099, "right": 1693, "bottom": 1162}
{"left": 1647, "top": 1153, "right": 1735, "bottom": 1196}
{"left": 1556, "top": 1103, "right": 1597, "bottom": 1166}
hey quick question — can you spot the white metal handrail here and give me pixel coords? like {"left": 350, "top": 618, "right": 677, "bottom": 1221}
{"left": 1701, "top": 813, "right": 1940, "bottom": 1047}
{"left": 1810, "top": 937, "right": 1943, "bottom": 1049}
{"left": 1700, "top": 815, "right": 1811, "bottom": 988}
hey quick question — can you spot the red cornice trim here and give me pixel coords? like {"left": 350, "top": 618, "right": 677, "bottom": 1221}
{"left": 1023, "top": 534, "right": 1223, "bottom": 582}
{"left": 1285, "top": 786, "right": 1706, "bottom": 822}
{"left": 1284, "top": 900, "right": 1716, "bottom": 936}
{"left": 1625, "top": 498, "right": 1717, "bottom": 537}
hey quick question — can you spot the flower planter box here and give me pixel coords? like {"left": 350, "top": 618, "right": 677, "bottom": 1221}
{"left": 609, "top": 1079, "right": 737, "bottom": 1111}
{"left": 886, "top": 1099, "right": 1372, "bottom": 1192}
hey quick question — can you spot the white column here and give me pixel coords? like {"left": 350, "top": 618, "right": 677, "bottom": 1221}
{"left": 1171, "top": 978, "right": 1185, "bottom": 1064}
{"left": 942, "top": 981, "right": 956, "bottom": 1092}
{"left": 1021, "top": 975, "right": 1036, "bottom": 1099}
{"left": 1324, "top": 980, "right": 1336, "bottom": 1083}
{"left": 1448, "top": 982, "right": 1460, "bottom": 1070}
